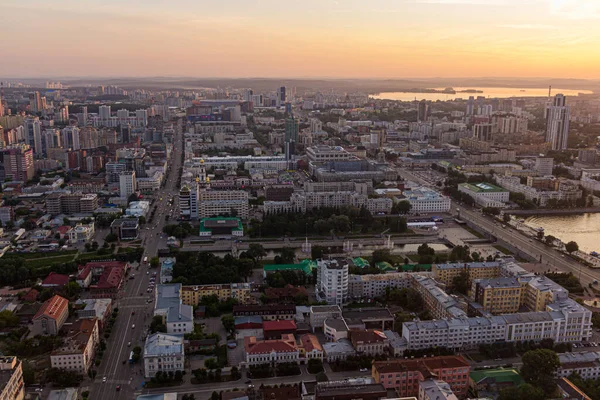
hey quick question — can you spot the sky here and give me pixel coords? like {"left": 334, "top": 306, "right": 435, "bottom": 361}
{"left": 3, "top": 0, "right": 600, "bottom": 79}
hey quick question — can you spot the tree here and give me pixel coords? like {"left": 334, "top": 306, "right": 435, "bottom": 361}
{"left": 392, "top": 200, "right": 412, "bottom": 215}
{"left": 451, "top": 270, "right": 470, "bottom": 295}
{"left": 312, "top": 246, "right": 326, "bottom": 259}
{"left": 544, "top": 235, "right": 557, "bottom": 246}
{"left": 520, "top": 349, "right": 560, "bottom": 395}
{"left": 62, "top": 281, "right": 81, "bottom": 299}
{"left": 566, "top": 241, "right": 579, "bottom": 254}
{"left": 372, "top": 248, "right": 393, "bottom": 264}
{"left": 307, "top": 358, "right": 324, "bottom": 374}
{"left": 150, "top": 257, "right": 160, "bottom": 269}
{"left": 503, "top": 213, "right": 511, "bottom": 223}
{"left": 204, "top": 358, "right": 219, "bottom": 370}
{"left": 276, "top": 248, "right": 296, "bottom": 264}
{"left": 221, "top": 314, "right": 235, "bottom": 336}
{"left": 138, "top": 216, "right": 146, "bottom": 225}
{"left": 63, "top": 217, "right": 71, "bottom": 226}
{"left": 211, "top": 391, "right": 220, "bottom": 400}
{"left": 247, "top": 244, "right": 267, "bottom": 262}
{"left": 315, "top": 371, "right": 329, "bottom": 382}
{"left": 150, "top": 315, "right": 167, "bottom": 333}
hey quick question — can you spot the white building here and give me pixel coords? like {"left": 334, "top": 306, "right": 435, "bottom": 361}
{"left": 126, "top": 201, "right": 151, "bottom": 218}
{"left": 50, "top": 318, "right": 99, "bottom": 375}
{"left": 154, "top": 284, "right": 194, "bottom": 335}
{"left": 402, "top": 188, "right": 451, "bottom": 214}
{"left": 137, "top": 171, "right": 164, "bottom": 191}
{"left": 557, "top": 352, "right": 600, "bottom": 380}
{"left": 349, "top": 272, "right": 431, "bottom": 300}
{"left": 143, "top": 333, "right": 185, "bottom": 378}
{"left": 316, "top": 259, "right": 349, "bottom": 305}
{"left": 419, "top": 379, "right": 458, "bottom": 400}
{"left": 307, "top": 145, "right": 353, "bottom": 163}
{"left": 68, "top": 223, "right": 95, "bottom": 244}
{"left": 457, "top": 183, "right": 509, "bottom": 208}
{"left": 534, "top": 157, "right": 554, "bottom": 177}
{"left": 198, "top": 190, "right": 249, "bottom": 219}
{"left": 546, "top": 94, "right": 570, "bottom": 150}
{"left": 119, "top": 170, "right": 137, "bottom": 199}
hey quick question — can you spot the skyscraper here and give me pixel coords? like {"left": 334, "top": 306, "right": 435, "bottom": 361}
{"left": 0, "top": 144, "right": 35, "bottom": 181}
{"left": 24, "top": 117, "right": 42, "bottom": 155}
{"left": 545, "top": 94, "right": 570, "bottom": 150}
{"left": 466, "top": 96, "right": 475, "bottom": 116}
{"left": 418, "top": 100, "right": 429, "bottom": 122}
{"left": 29, "top": 92, "right": 44, "bottom": 113}
{"left": 285, "top": 117, "right": 299, "bottom": 143}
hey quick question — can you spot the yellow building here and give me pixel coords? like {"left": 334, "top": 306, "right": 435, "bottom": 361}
{"left": 471, "top": 277, "right": 523, "bottom": 315}
{"left": 181, "top": 283, "right": 251, "bottom": 306}
{"left": 433, "top": 262, "right": 501, "bottom": 287}
{"left": 523, "top": 276, "right": 567, "bottom": 312}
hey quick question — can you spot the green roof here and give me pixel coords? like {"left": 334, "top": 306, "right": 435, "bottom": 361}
{"left": 353, "top": 257, "right": 370, "bottom": 268}
{"left": 470, "top": 368, "right": 523, "bottom": 386}
{"left": 375, "top": 261, "right": 395, "bottom": 272}
{"left": 263, "top": 259, "right": 316, "bottom": 275}
{"left": 459, "top": 182, "right": 507, "bottom": 193}
{"left": 400, "top": 264, "right": 432, "bottom": 272}
{"left": 199, "top": 217, "right": 243, "bottom": 232}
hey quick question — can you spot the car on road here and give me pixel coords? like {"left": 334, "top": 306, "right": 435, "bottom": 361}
{"left": 132, "top": 324, "right": 135, "bottom": 329}
{"left": 127, "top": 342, "right": 131, "bottom": 346}
{"left": 359, "top": 368, "right": 369, "bottom": 372}
{"left": 116, "top": 385, "right": 121, "bottom": 391}
{"left": 103, "top": 376, "right": 107, "bottom": 383}
{"left": 132, "top": 311, "right": 135, "bottom": 315}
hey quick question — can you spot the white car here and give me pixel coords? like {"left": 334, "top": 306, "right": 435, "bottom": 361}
{"left": 103, "top": 376, "right": 107, "bottom": 383}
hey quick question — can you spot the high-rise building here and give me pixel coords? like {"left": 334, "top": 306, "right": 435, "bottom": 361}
{"left": 0, "top": 356, "right": 25, "bottom": 400}
{"left": 99, "top": 105, "right": 111, "bottom": 122}
{"left": 62, "top": 126, "right": 81, "bottom": 150}
{"left": 0, "top": 144, "right": 35, "bottom": 182}
{"left": 119, "top": 170, "right": 137, "bottom": 199}
{"left": 285, "top": 117, "right": 299, "bottom": 143}
{"left": 315, "top": 258, "right": 349, "bottom": 305}
{"left": 23, "top": 117, "right": 42, "bottom": 155}
{"left": 277, "top": 86, "right": 286, "bottom": 106}
{"left": 545, "top": 94, "right": 570, "bottom": 150}
{"left": 466, "top": 96, "right": 475, "bottom": 116}
{"left": 473, "top": 123, "right": 494, "bottom": 142}
{"left": 29, "top": 91, "right": 44, "bottom": 113}
{"left": 418, "top": 100, "right": 429, "bottom": 122}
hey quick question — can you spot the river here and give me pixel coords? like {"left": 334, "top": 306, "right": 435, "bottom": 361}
{"left": 524, "top": 213, "right": 600, "bottom": 253}
{"left": 371, "top": 87, "right": 593, "bottom": 102}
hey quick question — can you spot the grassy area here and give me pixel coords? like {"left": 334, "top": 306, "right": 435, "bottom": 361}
{"left": 25, "top": 254, "right": 77, "bottom": 268}
{"left": 463, "top": 226, "right": 485, "bottom": 239}
{"left": 493, "top": 245, "right": 513, "bottom": 255}
{"left": 19, "top": 250, "right": 79, "bottom": 259}
{"left": 76, "top": 252, "right": 116, "bottom": 262}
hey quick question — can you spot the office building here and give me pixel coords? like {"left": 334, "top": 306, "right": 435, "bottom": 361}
{"left": 316, "top": 259, "right": 349, "bottom": 305}
{"left": 119, "top": 170, "right": 137, "bottom": 199}
{"left": 457, "top": 183, "right": 509, "bottom": 208}
{"left": 418, "top": 100, "right": 429, "bottom": 122}
{"left": 401, "top": 188, "right": 451, "bottom": 214}
{"left": 471, "top": 277, "right": 523, "bottom": 314}
{"left": 546, "top": 94, "right": 570, "bottom": 150}
{"left": 432, "top": 262, "right": 501, "bottom": 287}
{"left": 144, "top": 333, "right": 185, "bottom": 378}
{"left": 0, "top": 356, "right": 24, "bottom": 400}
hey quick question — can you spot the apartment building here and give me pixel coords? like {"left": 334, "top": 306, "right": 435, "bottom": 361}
{"left": 372, "top": 356, "right": 470, "bottom": 398}
{"left": 0, "top": 357, "right": 24, "bottom": 400}
{"left": 495, "top": 175, "right": 582, "bottom": 207}
{"left": 411, "top": 275, "right": 467, "bottom": 319}
{"left": 471, "top": 277, "right": 523, "bottom": 314}
{"left": 432, "top": 262, "right": 501, "bottom": 287}
{"left": 46, "top": 193, "right": 99, "bottom": 215}
{"left": 244, "top": 334, "right": 299, "bottom": 366}
{"left": 50, "top": 318, "right": 99, "bottom": 374}
{"left": 144, "top": 333, "right": 185, "bottom": 378}
{"left": 32, "top": 295, "right": 69, "bottom": 336}
{"left": 197, "top": 189, "right": 249, "bottom": 219}
{"left": 181, "top": 283, "right": 251, "bottom": 306}
{"left": 316, "top": 258, "right": 349, "bottom": 305}
{"left": 557, "top": 352, "right": 600, "bottom": 380}
{"left": 349, "top": 272, "right": 419, "bottom": 299}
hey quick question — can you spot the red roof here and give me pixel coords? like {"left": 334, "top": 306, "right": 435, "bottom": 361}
{"left": 41, "top": 272, "right": 70, "bottom": 287}
{"left": 22, "top": 288, "right": 39, "bottom": 303}
{"left": 76, "top": 265, "right": 92, "bottom": 280}
{"left": 263, "top": 320, "right": 297, "bottom": 332}
{"left": 56, "top": 226, "right": 71, "bottom": 235}
{"left": 299, "top": 334, "right": 323, "bottom": 353}
{"left": 244, "top": 334, "right": 298, "bottom": 355}
{"left": 33, "top": 295, "right": 69, "bottom": 321}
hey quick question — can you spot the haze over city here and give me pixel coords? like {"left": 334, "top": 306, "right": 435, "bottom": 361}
{"left": 4, "top": 0, "right": 600, "bottom": 79}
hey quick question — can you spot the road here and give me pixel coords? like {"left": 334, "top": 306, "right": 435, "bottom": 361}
{"left": 90, "top": 125, "right": 184, "bottom": 399}
{"left": 399, "top": 168, "right": 600, "bottom": 286}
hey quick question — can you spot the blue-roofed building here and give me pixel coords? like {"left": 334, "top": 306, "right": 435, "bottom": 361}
{"left": 154, "top": 284, "right": 193, "bottom": 335}
{"left": 143, "top": 333, "right": 184, "bottom": 378}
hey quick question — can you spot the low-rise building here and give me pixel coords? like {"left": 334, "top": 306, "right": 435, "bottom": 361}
{"left": 558, "top": 352, "right": 600, "bottom": 380}
{"left": 372, "top": 356, "right": 470, "bottom": 398}
{"left": 181, "top": 283, "right": 251, "bottom": 305}
{"left": 263, "top": 320, "right": 297, "bottom": 340}
{"left": 322, "top": 339, "right": 356, "bottom": 362}
{"left": 154, "top": 284, "right": 194, "bottom": 335}
{"left": 233, "top": 305, "right": 296, "bottom": 321}
{"left": 244, "top": 334, "right": 299, "bottom": 366}
{"left": 50, "top": 318, "right": 99, "bottom": 374}
{"left": 315, "top": 379, "right": 386, "bottom": 400}
{"left": 68, "top": 222, "right": 95, "bottom": 244}
{"left": 309, "top": 305, "right": 343, "bottom": 332}
{"left": 75, "top": 298, "right": 113, "bottom": 330}
{"left": 110, "top": 218, "right": 139, "bottom": 240}
{"left": 349, "top": 330, "right": 389, "bottom": 356}
{"left": 144, "top": 333, "right": 185, "bottom": 378}
{"left": 457, "top": 183, "right": 509, "bottom": 208}
{"left": 198, "top": 217, "right": 244, "bottom": 237}
{"left": 418, "top": 379, "right": 458, "bottom": 400}
{"left": 401, "top": 188, "right": 451, "bottom": 214}
{"left": 299, "top": 334, "right": 324, "bottom": 362}
{"left": 0, "top": 356, "right": 24, "bottom": 400}
{"left": 32, "top": 294, "right": 69, "bottom": 336}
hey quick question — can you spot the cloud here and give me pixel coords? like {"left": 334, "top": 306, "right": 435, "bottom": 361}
{"left": 550, "top": 0, "right": 600, "bottom": 19}
{"left": 498, "top": 24, "right": 559, "bottom": 30}
{"left": 408, "top": 0, "right": 507, "bottom": 4}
